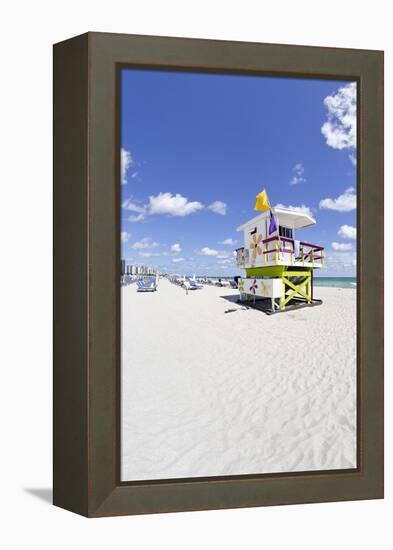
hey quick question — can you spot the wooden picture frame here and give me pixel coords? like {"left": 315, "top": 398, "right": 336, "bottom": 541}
{"left": 53, "top": 32, "right": 384, "bottom": 517}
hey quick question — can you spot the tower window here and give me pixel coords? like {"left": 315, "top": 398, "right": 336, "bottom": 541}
{"left": 279, "top": 226, "right": 293, "bottom": 239}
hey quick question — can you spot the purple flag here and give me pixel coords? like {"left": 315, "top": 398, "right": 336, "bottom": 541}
{"left": 269, "top": 210, "right": 277, "bottom": 235}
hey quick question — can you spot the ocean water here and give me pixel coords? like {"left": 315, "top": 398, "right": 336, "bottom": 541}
{"left": 194, "top": 275, "right": 357, "bottom": 289}
{"left": 313, "top": 277, "right": 357, "bottom": 289}
{"left": 199, "top": 276, "right": 357, "bottom": 289}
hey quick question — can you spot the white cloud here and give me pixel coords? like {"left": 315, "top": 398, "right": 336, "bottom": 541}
{"left": 218, "top": 238, "right": 236, "bottom": 245}
{"left": 131, "top": 237, "right": 159, "bottom": 250}
{"left": 128, "top": 214, "right": 145, "bottom": 223}
{"left": 197, "top": 247, "right": 219, "bottom": 256}
{"left": 138, "top": 251, "right": 159, "bottom": 258}
{"left": 122, "top": 193, "right": 228, "bottom": 221}
{"left": 172, "top": 257, "right": 185, "bottom": 263}
{"left": 170, "top": 243, "right": 182, "bottom": 253}
{"left": 349, "top": 154, "right": 357, "bottom": 166}
{"left": 321, "top": 82, "right": 357, "bottom": 150}
{"left": 332, "top": 242, "right": 353, "bottom": 251}
{"left": 208, "top": 201, "right": 227, "bottom": 215}
{"left": 121, "top": 148, "right": 133, "bottom": 185}
{"left": 121, "top": 231, "right": 131, "bottom": 243}
{"left": 338, "top": 224, "right": 356, "bottom": 239}
{"left": 290, "top": 163, "right": 306, "bottom": 185}
{"left": 122, "top": 198, "right": 146, "bottom": 213}
{"left": 149, "top": 192, "right": 204, "bottom": 217}
{"left": 319, "top": 187, "right": 356, "bottom": 212}
{"left": 275, "top": 203, "right": 314, "bottom": 218}
{"left": 122, "top": 198, "right": 146, "bottom": 222}
{"left": 217, "top": 253, "right": 229, "bottom": 259}
{"left": 325, "top": 250, "right": 356, "bottom": 273}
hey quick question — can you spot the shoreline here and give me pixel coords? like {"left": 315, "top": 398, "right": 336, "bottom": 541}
{"left": 124, "top": 273, "right": 357, "bottom": 290}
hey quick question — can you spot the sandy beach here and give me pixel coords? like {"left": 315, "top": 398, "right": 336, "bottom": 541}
{"left": 121, "top": 279, "right": 356, "bottom": 481}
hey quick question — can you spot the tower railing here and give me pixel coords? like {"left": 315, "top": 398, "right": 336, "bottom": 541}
{"left": 235, "top": 237, "right": 324, "bottom": 268}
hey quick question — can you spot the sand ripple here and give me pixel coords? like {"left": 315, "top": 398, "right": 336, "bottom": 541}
{"left": 121, "top": 280, "right": 356, "bottom": 481}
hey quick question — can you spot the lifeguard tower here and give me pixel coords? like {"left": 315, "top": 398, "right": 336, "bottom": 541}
{"left": 235, "top": 190, "right": 324, "bottom": 312}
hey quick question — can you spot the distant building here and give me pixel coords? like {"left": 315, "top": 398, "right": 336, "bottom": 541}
{"left": 122, "top": 263, "right": 156, "bottom": 276}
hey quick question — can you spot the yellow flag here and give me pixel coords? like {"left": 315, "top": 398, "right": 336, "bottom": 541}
{"left": 254, "top": 189, "right": 270, "bottom": 211}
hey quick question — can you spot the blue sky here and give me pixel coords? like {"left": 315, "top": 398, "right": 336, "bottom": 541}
{"left": 120, "top": 69, "right": 357, "bottom": 277}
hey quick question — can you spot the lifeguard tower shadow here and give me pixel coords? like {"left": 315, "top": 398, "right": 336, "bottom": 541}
{"left": 220, "top": 294, "right": 241, "bottom": 305}
{"left": 220, "top": 294, "right": 322, "bottom": 315}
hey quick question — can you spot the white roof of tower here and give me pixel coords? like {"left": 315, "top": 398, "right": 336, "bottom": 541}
{"left": 236, "top": 206, "right": 315, "bottom": 232}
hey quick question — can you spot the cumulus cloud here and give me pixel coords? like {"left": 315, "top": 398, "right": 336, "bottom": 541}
{"left": 325, "top": 250, "right": 356, "bottom": 273}
{"left": 172, "top": 257, "right": 185, "bottom": 263}
{"left": 128, "top": 214, "right": 145, "bottom": 223}
{"left": 197, "top": 247, "right": 219, "bottom": 256}
{"left": 122, "top": 193, "right": 228, "bottom": 220}
{"left": 208, "top": 201, "right": 227, "bottom": 215}
{"left": 338, "top": 224, "right": 356, "bottom": 239}
{"left": 121, "top": 231, "right": 131, "bottom": 243}
{"left": 131, "top": 237, "right": 159, "bottom": 250}
{"left": 319, "top": 187, "right": 356, "bottom": 212}
{"left": 121, "top": 148, "right": 133, "bottom": 185}
{"left": 122, "top": 198, "right": 146, "bottom": 222}
{"left": 170, "top": 243, "right": 182, "bottom": 253}
{"left": 138, "top": 251, "right": 159, "bottom": 258}
{"left": 332, "top": 242, "right": 353, "bottom": 251}
{"left": 321, "top": 82, "right": 357, "bottom": 150}
{"left": 290, "top": 163, "right": 306, "bottom": 185}
{"left": 275, "top": 203, "right": 314, "bottom": 218}
{"left": 149, "top": 192, "right": 204, "bottom": 217}
{"left": 122, "top": 198, "right": 146, "bottom": 214}
{"left": 218, "top": 238, "right": 236, "bottom": 245}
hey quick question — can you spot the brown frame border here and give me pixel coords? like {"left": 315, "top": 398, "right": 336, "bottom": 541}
{"left": 53, "top": 32, "right": 383, "bottom": 517}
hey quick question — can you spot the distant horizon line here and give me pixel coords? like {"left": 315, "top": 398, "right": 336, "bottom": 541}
{"left": 124, "top": 273, "right": 357, "bottom": 279}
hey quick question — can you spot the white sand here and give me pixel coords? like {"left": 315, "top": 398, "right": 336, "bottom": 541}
{"left": 121, "top": 279, "right": 356, "bottom": 481}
